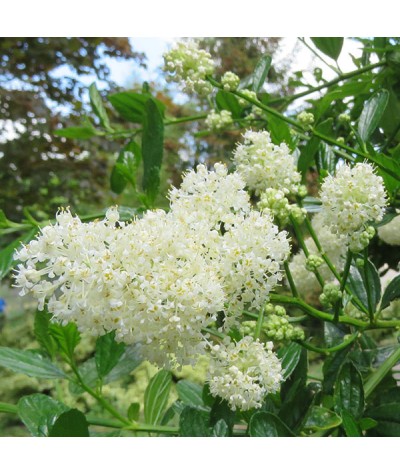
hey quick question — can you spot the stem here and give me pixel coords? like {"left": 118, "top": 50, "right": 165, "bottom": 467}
{"left": 298, "top": 331, "right": 359, "bottom": 355}
{"left": 333, "top": 250, "right": 353, "bottom": 322}
{"left": 0, "top": 402, "right": 18, "bottom": 415}
{"left": 364, "top": 346, "right": 400, "bottom": 398}
{"left": 284, "top": 260, "right": 299, "bottom": 298}
{"left": 164, "top": 113, "right": 207, "bottom": 126}
{"left": 253, "top": 305, "right": 265, "bottom": 340}
{"left": 363, "top": 248, "right": 375, "bottom": 323}
{"left": 202, "top": 326, "right": 225, "bottom": 339}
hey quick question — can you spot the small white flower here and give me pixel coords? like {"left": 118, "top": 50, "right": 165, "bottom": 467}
{"left": 205, "top": 109, "right": 233, "bottom": 131}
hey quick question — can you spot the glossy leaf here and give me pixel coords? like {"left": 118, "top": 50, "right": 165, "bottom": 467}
{"left": 89, "top": 82, "right": 111, "bottom": 131}
{"left": 341, "top": 409, "right": 362, "bottom": 437}
{"left": 381, "top": 275, "right": 400, "bottom": 310}
{"left": 144, "top": 369, "right": 172, "bottom": 425}
{"left": 358, "top": 90, "right": 389, "bottom": 142}
{"left": 323, "top": 346, "right": 351, "bottom": 394}
{"left": 334, "top": 362, "right": 365, "bottom": 419}
{"left": 49, "top": 322, "right": 80, "bottom": 363}
{"left": 215, "top": 90, "right": 242, "bottom": 118}
{"left": 252, "top": 55, "right": 272, "bottom": 92}
{"left": 366, "top": 403, "right": 400, "bottom": 436}
{"left": 110, "top": 141, "right": 141, "bottom": 194}
{"left": 176, "top": 380, "right": 205, "bottom": 408}
{"left": 0, "top": 227, "right": 37, "bottom": 280}
{"left": 210, "top": 398, "right": 235, "bottom": 435}
{"left": 278, "top": 342, "right": 303, "bottom": 380}
{"left": 311, "top": 37, "right": 344, "bottom": 60}
{"left": 248, "top": 411, "right": 294, "bottom": 437}
{"left": 49, "top": 409, "right": 89, "bottom": 437}
{"left": 34, "top": 308, "right": 57, "bottom": 358}
{"left": 179, "top": 406, "right": 211, "bottom": 437}
{"left": 348, "top": 259, "right": 381, "bottom": 314}
{"left": 141, "top": 98, "right": 164, "bottom": 206}
{"left": 18, "top": 394, "right": 68, "bottom": 437}
{"left": 95, "top": 330, "right": 126, "bottom": 379}
{"left": 0, "top": 347, "right": 66, "bottom": 379}
{"left": 212, "top": 419, "right": 229, "bottom": 437}
{"left": 303, "top": 406, "right": 342, "bottom": 431}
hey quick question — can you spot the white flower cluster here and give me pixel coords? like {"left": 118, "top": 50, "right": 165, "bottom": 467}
{"left": 15, "top": 164, "right": 290, "bottom": 368}
{"left": 233, "top": 130, "right": 302, "bottom": 195}
{"left": 205, "top": 109, "right": 233, "bottom": 131}
{"left": 208, "top": 336, "right": 283, "bottom": 411}
{"left": 320, "top": 163, "right": 387, "bottom": 251}
{"left": 163, "top": 40, "right": 215, "bottom": 96}
{"left": 378, "top": 213, "right": 400, "bottom": 246}
{"left": 221, "top": 71, "right": 240, "bottom": 92}
{"left": 289, "top": 213, "right": 348, "bottom": 299}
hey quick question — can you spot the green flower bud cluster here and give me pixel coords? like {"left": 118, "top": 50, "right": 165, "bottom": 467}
{"left": 305, "top": 254, "right": 324, "bottom": 272}
{"left": 205, "top": 109, "right": 233, "bottom": 131}
{"left": 349, "top": 226, "right": 376, "bottom": 252}
{"left": 297, "top": 111, "right": 314, "bottom": 127}
{"left": 221, "top": 71, "right": 240, "bottom": 92}
{"left": 338, "top": 113, "right": 351, "bottom": 124}
{"left": 259, "top": 188, "right": 306, "bottom": 226}
{"left": 319, "top": 283, "right": 342, "bottom": 307}
{"left": 237, "top": 89, "right": 263, "bottom": 119}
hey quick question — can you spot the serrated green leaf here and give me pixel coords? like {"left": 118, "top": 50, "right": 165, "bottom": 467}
{"left": 334, "top": 362, "right": 365, "bottom": 419}
{"left": 54, "top": 126, "right": 98, "bottom": 139}
{"left": 142, "top": 98, "right": 164, "bottom": 206}
{"left": 248, "top": 411, "right": 294, "bottom": 437}
{"left": 0, "top": 347, "right": 66, "bottom": 379}
{"left": 381, "top": 275, "right": 400, "bottom": 310}
{"left": 18, "top": 394, "right": 68, "bottom": 436}
{"left": 49, "top": 409, "right": 89, "bottom": 437}
{"left": 49, "top": 322, "right": 80, "bottom": 363}
{"left": 95, "top": 330, "right": 125, "bottom": 379}
{"left": 358, "top": 90, "right": 389, "bottom": 142}
{"left": 89, "top": 82, "right": 111, "bottom": 131}
{"left": 311, "top": 38, "right": 344, "bottom": 61}
{"left": 303, "top": 406, "right": 342, "bottom": 431}
{"left": 252, "top": 55, "right": 272, "bottom": 93}
{"left": 34, "top": 308, "right": 57, "bottom": 358}
{"left": 176, "top": 380, "right": 205, "bottom": 408}
{"left": 179, "top": 406, "right": 211, "bottom": 437}
{"left": 144, "top": 369, "right": 172, "bottom": 425}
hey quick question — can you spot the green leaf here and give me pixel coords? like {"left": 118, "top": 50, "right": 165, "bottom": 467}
{"left": 107, "top": 344, "right": 142, "bottom": 382}
{"left": 323, "top": 346, "right": 351, "bottom": 394}
{"left": 108, "top": 92, "right": 165, "bottom": 124}
{"left": 381, "top": 274, "right": 400, "bottom": 310}
{"left": 278, "top": 342, "right": 304, "bottom": 380}
{"left": 144, "top": 369, "right": 172, "bottom": 425}
{"left": 49, "top": 409, "right": 89, "bottom": 437}
{"left": 0, "top": 347, "right": 66, "bottom": 379}
{"left": 366, "top": 403, "right": 400, "bottom": 436}
{"left": 179, "top": 406, "right": 211, "bottom": 437}
{"left": 18, "top": 394, "right": 68, "bottom": 436}
{"left": 298, "top": 118, "right": 333, "bottom": 175}
{"left": 266, "top": 114, "right": 294, "bottom": 149}
{"left": 317, "top": 142, "right": 336, "bottom": 175}
{"left": 141, "top": 98, "right": 164, "bottom": 206}
{"left": 341, "top": 409, "right": 362, "bottom": 437}
{"left": 303, "top": 406, "right": 342, "bottom": 431}
{"left": 348, "top": 259, "right": 381, "bottom": 314}
{"left": 127, "top": 402, "right": 140, "bottom": 421}
{"left": 310, "top": 38, "right": 344, "bottom": 61}
{"left": 359, "top": 417, "right": 377, "bottom": 431}
{"left": 34, "top": 308, "right": 57, "bottom": 358}
{"left": 302, "top": 196, "right": 322, "bottom": 213}
{"left": 358, "top": 90, "right": 389, "bottom": 142}
{"left": 212, "top": 419, "right": 229, "bottom": 437}
{"left": 54, "top": 126, "right": 98, "bottom": 139}
{"left": 110, "top": 141, "right": 142, "bottom": 194}
{"left": 210, "top": 398, "right": 235, "bottom": 435}
{"left": 95, "top": 330, "right": 126, "bottom": 379}
{"left": 49, "top": 322, "right": 80, "bottom": 363}
{"left": 252, "top": 55, "right": 272, "bottom": 93}
{"left": 0, "top": 227, "right": 37, "bottom": 280}
{"left": 334, "top": 362, "right": 365, "bottom": 419}
{"left": 215, "top": 90, "right": 242, "bottom": 118}
{"left": 176, "top": 380, "right": 205, "bottom": 408}
{"left": 89, "top": 82, "right": 111, "bottom": 131}
{"left": 248, "top": 411, "right": 294, "bottom": 437}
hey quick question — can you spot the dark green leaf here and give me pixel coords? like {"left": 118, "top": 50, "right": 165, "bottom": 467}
{"left": 49, "top": 409, "right": 89, "bottom": 437}
{"left": 89, "top": 82, "right": 111, "bottom": 131}
{"left": 248, "top": 411, "right": 294, "bottom": 437}
{"left": 212, "top": 419, "right": 229, "bottom": 437}
{"left": 317, "top": 142, "right": 336, "bottom": 175}
{"left": 358, "top": 90, "right": 389, "bottom": 142}
{"left": 334, "top": 362, "right": 364, "bottom": 419}
{"left": 34, "top": 308, "right": 57, "bottom": 358}
{"left": 18, "top": 394, "right": 68, "bottom": 437}
{"left": 303, "top": 406, "right": 342, "bottom": 431}
{"left": 49, "top": 322, "right": 80, "bottom": 362}
{"left": 298, "top": 118, "right": 333, "bottom": 174}
{"left": 176, "top": 380, "right": 205, "bottom": 408}
{"left": 279, "top": 384, "right": 315, "bottom": 431}
{"left": 0, "top": 347, "right": 66, "bottom": 379}
{"left": 348, "top": 259, "right": 381, "bottom": 314}
{"left": 215, "top": 90, "right": 242, "bottom": 118}
{"left": 341, "top": 409, "right": 362, "bottom": 437}
{"left": 266, "top": 114, "right": 294, "bottom": 149}
{"left": 95, "top": 330, "right": 125, "bottom": 379}
{"left": 1, "top": 227, "right": 37, "bottom": 280}
{"left": 311, "top": 38, "right": 344, "bottom": 61}
{"left": 278, "top": 342, "right": 303, "bottom": 380}
{"left": 210, "top": 398, "right": 235, "bottom": 435}
{"left": 110, "top": 141, "right": 142, "bottom": 194}
{"left": 179, "top": 406, "right": 211, "bottom": 437}
{"left": 106, "top": 344, "right": 142, "bottom": 382}
{"left": 144, "top": 369, "right": 172, "bottom": 425}
{"left": 54, "top": 126, "right": 98, "bottom": 139}
{"left": 252, "top": 55, "right": 272, "bottom": 93}
{"left": 324, "top": 322, "right": 346, "bottom": 347}
{"left": 381, "top": 275, "right": 400, "bottom": 310}
{"left": 323, "top": 346, "right": 351, "bottom": 394}
{"left": 108, "top": 92, "right": 165, "bottom": 124}
{"left": 127, "top": 402, "right": 140, "bottom": 421}
{"left": 141, "top": 98, "right": 164, "bottom": 206}
{"left": 366, "top": 403, "right": 400, "bottom": 436}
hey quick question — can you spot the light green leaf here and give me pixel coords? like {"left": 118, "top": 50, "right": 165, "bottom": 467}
{"left": 127, "top": 402, "right": 140, "bottom": 421}
{"left": 49, "top": 322, "right": 80, "bottom": 363}
{"left": 358, "top": 90, "right": 389, "bottom": 142}
{"left": 89, "top": 82, "right": 111, "bottom": 131}
{"left": 381, "top": 275, "right": 400, "bottom": 310}
{"left": 110, "top": 141, "right": 142, "bottom": 194}
{"left": 303, "top": 406, "right": 342, "bottom": 431}
{"left": 215, "top": 90, "right": 242, "bottom": 118}
{"left": 252, "top": 55, "right": 272, "bottom": 93}
{"left": 34, "top": 308, "right": 57, "bottom": 358}
{"left": 0, "top": 227, "right": 37, "bottom": 280}
{"left": 54, "top": 126, "right": 98, "bottom": 139}
{"left": 144, "top": 369, "right": 172, "bottom": 425}
{"left": 311, "top": 38, "right": 344, "bottom": 61}
{"left": 176, "top": 380, "right": 205, "bottom": 408}
{"left": 278, "top": 342, "right": 303, "bottom": 380}
{"left": 95, "top": 330, "right": 125, "bottom": 379}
